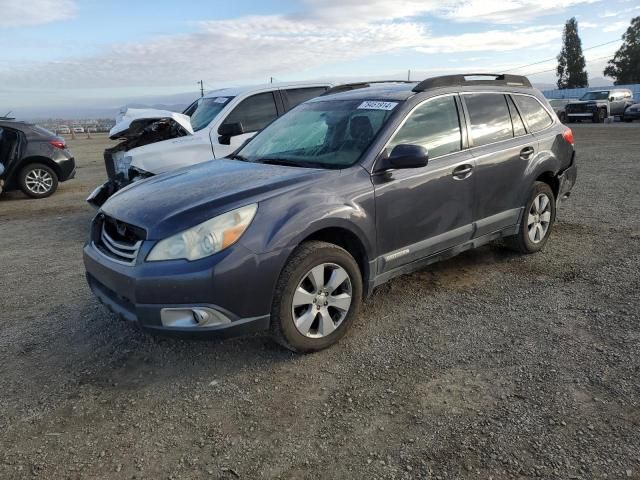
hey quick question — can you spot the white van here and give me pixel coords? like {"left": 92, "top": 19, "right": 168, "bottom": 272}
{"left": 88, "top": 82, "right": 331, "bottom": 207}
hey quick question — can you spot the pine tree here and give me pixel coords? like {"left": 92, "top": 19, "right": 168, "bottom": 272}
{"left": 604, "top": 17, "right": 640, "bottom": 84}
{"left": 556, "top": 18, "right": 588, "bottom": 89}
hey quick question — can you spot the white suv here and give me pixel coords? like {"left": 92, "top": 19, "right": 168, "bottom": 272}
{"left": 88, "top": 82, "right": 331, "bottom": 207}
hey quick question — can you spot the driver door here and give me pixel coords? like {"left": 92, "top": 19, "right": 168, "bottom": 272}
{"left": 373, "top": 94, "right": 475, "bottom": 273}
{"left": 212, "top": 92, "right": 280, "bottom": 158}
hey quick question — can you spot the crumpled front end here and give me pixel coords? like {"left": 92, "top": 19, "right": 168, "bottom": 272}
{"left": 87, "top": 110, "right": 193, "bottom": 208}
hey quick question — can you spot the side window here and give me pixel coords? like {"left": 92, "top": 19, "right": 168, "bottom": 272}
{"left": 464, "top": 93, "right": 514, "bottom": 146}
{"left": 514, "top": 95, "right": 553, "bottom": 133}
{"left": 283, "top": 87, "right": 328, "bottom": 110}
{"left": 387, "top": 95, "right": 462, "bottom": 158}
{"left": 223, "top": 92, "right": 278, "bottom": 133}
{"left": 507, "top": 96, "right": 527, "bottom": 136}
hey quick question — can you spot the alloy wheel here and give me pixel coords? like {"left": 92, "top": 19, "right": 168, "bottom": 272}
{"left": 527, "top": 193, "right": 552, "bottom": 244}
{"left": 25, "top": 168, "right": 54, "bottom": 195}
{"left": 291, "top": 263, "right": 352, "bottom": 338}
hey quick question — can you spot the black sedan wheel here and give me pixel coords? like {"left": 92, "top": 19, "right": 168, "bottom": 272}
{"left": 19, "top": 163, "right": 59, "bottom": 199}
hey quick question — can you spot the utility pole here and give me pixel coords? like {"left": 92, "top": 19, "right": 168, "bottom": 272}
{"left": 197, "top": 80, "right": 204, "bottom": 97}
{"left": 407, "top": 69, "right": 411, "bottom": 81}
{"left": 270, "top": 76, "right": 273, "bottom": 84}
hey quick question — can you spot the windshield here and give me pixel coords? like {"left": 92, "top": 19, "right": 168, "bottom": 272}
{"left": 236, "top": 100, "right": 398, "bottom": 168}
{"left": 580, "top": 91, "right": 609, "bottom": 101}
{"left": 184, "top": 96, "right": 234, "bottom": 132}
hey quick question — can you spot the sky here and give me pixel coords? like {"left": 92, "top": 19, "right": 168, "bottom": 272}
{"left": 0, "top": 0, "right": 638, "bottom": 114}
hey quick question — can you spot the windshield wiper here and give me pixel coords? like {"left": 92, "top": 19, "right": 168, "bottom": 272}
{"left": 228, "top": 153, "right": 249, "bottom": 162}
{"left": 259, "top": 157, "right": 315, "bottom": 168}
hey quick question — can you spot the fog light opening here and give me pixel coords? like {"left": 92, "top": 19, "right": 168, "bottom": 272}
{"left": 160, "top": 307, "right": 232, "bottom": 328}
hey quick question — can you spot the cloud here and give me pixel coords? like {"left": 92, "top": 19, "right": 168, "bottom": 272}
{"left": 602, "top": 20, "right": 631, "bottom": 32}
{"left": 442, "top": 0, "right": 601, "bottom": 24}
{"left": 0, "top": 0, "right": 590, "bottom": 94}
{"left": 0, "top": 0, "right": 76, "bottom": 28}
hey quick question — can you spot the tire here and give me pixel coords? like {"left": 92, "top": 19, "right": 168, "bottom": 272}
{"left": 19, "top": 163, "right": 58, "bottom": 199}
{"left": 270, "top": 240, "right": 363, "bottom": 353}
{"left": 624, "top": 118, "right": 633, "bottom": 123}
{"left": 558, "top": 112, "right": 567, "bottom": 123}
{"left": 594, "top": 108, "right": 606, "bottom": 123}
{"left": 504, "top": 182, "right": 556, "bottom": 254}
{"left": 567, "top": 117, "right": 575, "bottom": 124}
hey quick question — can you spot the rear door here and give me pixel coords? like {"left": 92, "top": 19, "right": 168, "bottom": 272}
{"left": 212, "top": 92, "right": 279, "bottom": 158}
{"left": 374, "top": 94, "right": 475, "bottom": 273}
{"left": 462, "top": 92, "right": 536, "bottom": 237}
{"left": 281, "top": 87, "right": 329, "bottom": 111}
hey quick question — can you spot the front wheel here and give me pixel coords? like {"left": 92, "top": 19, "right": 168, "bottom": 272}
{"left": 271, "top": 241, "right": 363, "bottom": 353}
{"left": 594, "top": 108, "right": 606, "bottom": 123}
{"left": 19, "top": 163, "right": 59, "bottom": 199}
{"left": 504, "top": 182, "right": 556, "bottom": 254}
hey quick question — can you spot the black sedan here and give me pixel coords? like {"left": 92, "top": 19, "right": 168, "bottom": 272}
{"left": 0, "top": 119, "right": 75, "bottom": 198}
{"left": 623, "top": 103, "right": 640, "bottom": 122}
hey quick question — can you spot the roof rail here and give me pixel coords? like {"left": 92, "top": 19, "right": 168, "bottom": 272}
{"left": 0, "top": 117, "right": 16, "bottom": 121}
{"left": 412, "top": 73, "right": 532, "bottom": 92}
{"left": 322, "top": 80, "right": 415, "bottom": 96}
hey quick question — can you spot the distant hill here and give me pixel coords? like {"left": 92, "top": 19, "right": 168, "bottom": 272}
{"left": 17, "top": 92, "right": 200, "bottom": 121}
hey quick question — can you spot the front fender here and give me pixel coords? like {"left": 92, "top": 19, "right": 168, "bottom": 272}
{"left": 239, "top": 167, "right": 377, "bottom": 258}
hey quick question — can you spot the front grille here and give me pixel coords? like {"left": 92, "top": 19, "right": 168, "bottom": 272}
{"left": 93, "top": 215, "right": 145, "bottom": 265}
{"left": 568, "top": 104, "right": 594, "bottom": 114}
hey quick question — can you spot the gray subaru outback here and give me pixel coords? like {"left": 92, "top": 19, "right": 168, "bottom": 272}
{"left": 83, "top": 74, "right": 577, "bottom": 352}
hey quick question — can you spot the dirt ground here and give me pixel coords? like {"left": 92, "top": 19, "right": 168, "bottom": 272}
{"left": 0, "top": 126, "right": 639, "bottom": 479}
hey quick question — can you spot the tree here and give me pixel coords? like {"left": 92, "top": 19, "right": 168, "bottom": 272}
{"left": 604, "top": 17, "right": 640, "bottom": 84}
{"left": 556, "top": 18, "right": 588, "bottom": 89}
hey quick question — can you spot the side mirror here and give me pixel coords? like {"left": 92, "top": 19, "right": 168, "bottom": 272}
{"left": 218, "top": 122, "right": 244, "bottom": 145}
{"left": 377, "top": 144, "right": 429, "bottom": 171}
{"left": 609, "top": 96, "right": 615, "bottom": 102}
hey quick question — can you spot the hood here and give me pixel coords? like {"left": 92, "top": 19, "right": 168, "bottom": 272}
{"left": 101, "top": 159, "right": 337, "bottom": 239}
{"left": 110, "top": 108, "right": 194, "bottom": 140}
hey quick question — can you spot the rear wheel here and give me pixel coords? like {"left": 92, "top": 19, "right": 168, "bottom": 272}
{"left": 271, "top": 241, "right": 363, "bottom": 353}
{"left": 19, "top": 163, "right": 58, "bottom": 199}
{"left": 504, "top": 182, "right": 556, "bottom": 254}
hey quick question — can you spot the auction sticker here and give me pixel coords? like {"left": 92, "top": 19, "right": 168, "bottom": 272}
{"left": 214, "top": 97, "right": 230, "bottom": 103}
{"left": 357, "top": 101, "right": 398, "bottom": 110}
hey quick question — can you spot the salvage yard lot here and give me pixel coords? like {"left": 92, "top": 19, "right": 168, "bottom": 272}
{"left": 0, "top": 125, "right": 639, "bottom": 479}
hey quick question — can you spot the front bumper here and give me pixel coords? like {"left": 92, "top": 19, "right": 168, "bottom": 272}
{"left": 83, "top": 239, "right": 280, "bottom": 339}
{"left": 87, "top": 180, "right": 120, "bottom": 208}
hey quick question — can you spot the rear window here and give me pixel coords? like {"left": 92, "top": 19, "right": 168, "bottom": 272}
{"left": 31, "top": 125, "right": 57, "bottom": 137}
{"left": 464, "top": 93, "right": 513, "bottom": 147}
{"left": 514, "top": 95, "right": 553, "bottom": 133}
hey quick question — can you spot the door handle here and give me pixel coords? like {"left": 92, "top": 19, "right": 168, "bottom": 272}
{"left": 520, "top": 146, "right": 535, "bottom": 160}
{"left": 452, "top": 164, "right": 473, "bottom": 180}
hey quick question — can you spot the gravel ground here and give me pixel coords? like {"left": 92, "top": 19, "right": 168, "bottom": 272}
{"left": 0, "top": 126, "right": 639, "bottom": 479}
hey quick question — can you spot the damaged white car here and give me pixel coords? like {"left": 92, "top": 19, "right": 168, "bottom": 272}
{"left": 87, "top": 82, "right": 331, "bottom": 207}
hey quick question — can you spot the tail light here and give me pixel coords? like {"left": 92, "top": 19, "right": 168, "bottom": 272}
{"left": 50, "top": 139, "right": 66, "bottom": 149}
{"left": 562, "top": 128, "right": 574, "bottom": 146}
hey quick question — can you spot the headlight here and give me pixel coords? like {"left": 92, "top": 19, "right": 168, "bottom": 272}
{"left": 147, "top": 204, "right": 258, "bottom": 262}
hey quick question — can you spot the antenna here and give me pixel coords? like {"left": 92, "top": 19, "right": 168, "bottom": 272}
{"left": 197, "top": 80, "right": 204, "bottom": 97}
